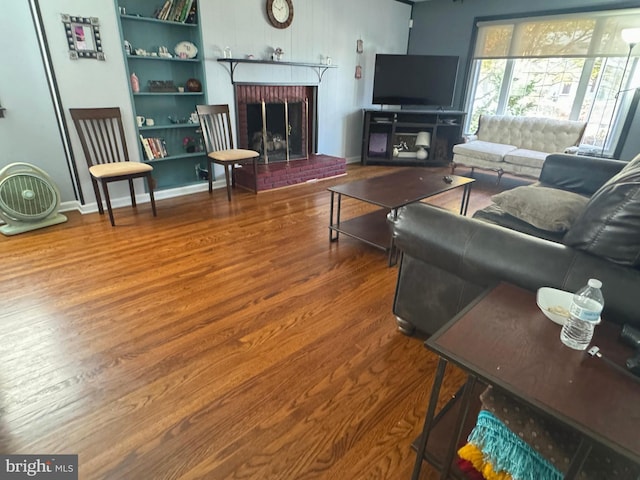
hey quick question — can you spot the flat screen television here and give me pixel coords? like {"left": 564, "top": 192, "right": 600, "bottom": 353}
{"left": 372, "top": 54, "right": 459, "bottom": 108}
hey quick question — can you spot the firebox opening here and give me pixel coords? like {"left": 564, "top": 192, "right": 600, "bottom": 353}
{"left": 246, "top": 102, "right": 305, "bottom": 163}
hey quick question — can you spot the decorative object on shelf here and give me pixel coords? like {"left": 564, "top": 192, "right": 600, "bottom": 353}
{"left": 415, "top": 131, "right": 431, "bottom": 160}
{"left": 61, "top": 14, "right": 104, "bottom": 60}
{"left": 266, "top": 0, "right": 294, "bottom": 29}
{"left": 135, "top": 48, "right": 148, "bottom": 56}
{"left": 148, "top": 80, "right": 177, "bottom": 92}
{"left": 189, "top": 112, "right": 199, "bottom": 124}
{"left": 185, "top": 78, "right": 202, "bottom": 92}
{"left": 223, "top": 46, "right": 232, "bottom": 58}
{"left": 185, "top": 1, "right": 198, "bottom": 24}
{"left": 392, "top": 141, "right": 409, "bottom": 157}
{"left": 124, "top": 40, "right": 132, "bottom": 55}
{"left": 130, "top": 72, "right": 140, "bottom": 93}
{"left": 174, "top": 40, "right": 198, "bottom": 59}
{"left": 168, "top": 115, "right": 189, "bottom": 124}
{"left": 183, "top": 136, "right": 196, "bottom": 153}
{"left": 136, "top": 115, "right": 146, "bottom": 127}
{"left": 272, "top": 47, "right": 284, "bottom": 61}
{"left": 158, "top": 46, "right": 172, "bottom": 58}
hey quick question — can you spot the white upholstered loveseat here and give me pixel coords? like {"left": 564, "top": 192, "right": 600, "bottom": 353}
{"left": 451, "top": 115, "right": 587, "bottom": 182}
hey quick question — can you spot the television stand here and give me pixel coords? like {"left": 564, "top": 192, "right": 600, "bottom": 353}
{"left": 361, "top": 108, "right": 466, "bottom": 166}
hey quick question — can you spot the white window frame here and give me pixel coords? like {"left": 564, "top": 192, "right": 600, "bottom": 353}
{"left": 463, "top": 8, "right": 640, "bottom": 156}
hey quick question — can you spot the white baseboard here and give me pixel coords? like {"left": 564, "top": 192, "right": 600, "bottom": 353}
{"left": 61, "top": 179, "right": 227, "bottom": 215}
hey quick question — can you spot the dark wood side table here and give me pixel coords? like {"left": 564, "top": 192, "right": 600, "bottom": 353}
{"left": 412, "top": 282, "right": 640, "bottom": 480}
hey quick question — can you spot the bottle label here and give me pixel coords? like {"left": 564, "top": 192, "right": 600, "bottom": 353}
{"left": 569, "top": 301, "right": 601, "bottom": 322}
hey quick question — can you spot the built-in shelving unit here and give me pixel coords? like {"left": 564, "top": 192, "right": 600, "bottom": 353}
{"left": 115, "top": 0, "right": 208, "bottom": 191}
{"left": 361, "top": 109, "right": 466, "bottom": 166}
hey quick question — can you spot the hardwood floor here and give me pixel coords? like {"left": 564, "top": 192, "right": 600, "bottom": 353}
{"left": 0, "top": 164, "right": 529, "bottom": 479}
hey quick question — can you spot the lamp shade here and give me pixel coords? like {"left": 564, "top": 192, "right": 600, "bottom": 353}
{"left": 415, "top": 131, "right": 431, "bottom": 148}
{"left": 622, "top": 27, "right": 640, "bottom": 46}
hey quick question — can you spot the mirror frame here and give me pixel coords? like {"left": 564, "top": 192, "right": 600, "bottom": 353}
{"left": 61, "top": 14, "right": 104, "bottom": 61}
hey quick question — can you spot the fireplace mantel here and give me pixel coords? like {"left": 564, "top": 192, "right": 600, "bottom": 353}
{"left": 218, "top": 58, "right": 337, "bottom": 83}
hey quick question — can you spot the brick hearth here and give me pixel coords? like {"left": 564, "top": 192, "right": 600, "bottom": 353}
{"left": 234, "top": 154, "right": 346, "bottom": 192}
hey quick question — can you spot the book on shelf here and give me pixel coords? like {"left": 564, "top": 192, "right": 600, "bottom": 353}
{"left": 179, "top": 0, "right": 194, "bottom": 22}
{"left": 171, "top": 0, "right": 186, "bottom": 21}
{"left": 155, "top": 0, "right": 172, "bottom": 20}
{"left": 167, "top": 0, "right": 182, "bottom": 22}
{"left": 140, "top": 135, "right": 154, "bottom": 160}
{"left": 140, "top": 136, "right": 169, "bottom": 159}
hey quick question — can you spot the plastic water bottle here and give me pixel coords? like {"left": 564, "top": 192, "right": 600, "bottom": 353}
{"left": 560, "top": 279, "right": 604, "bottom": 350}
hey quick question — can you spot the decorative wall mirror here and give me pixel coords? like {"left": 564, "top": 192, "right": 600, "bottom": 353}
{"left": 61, "top": 14, "right": 104, "bottom": 60}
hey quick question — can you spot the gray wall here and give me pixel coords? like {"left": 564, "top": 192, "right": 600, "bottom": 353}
{"left": 409, "top": 0, "right": 640, "bottom": 160}
{"left": 1, "top": 1, "right": 77, "bottom": 204}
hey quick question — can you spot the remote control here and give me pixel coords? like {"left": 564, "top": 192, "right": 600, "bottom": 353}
{"left": 443, "top": 175, "right": 453, "bottom": 183}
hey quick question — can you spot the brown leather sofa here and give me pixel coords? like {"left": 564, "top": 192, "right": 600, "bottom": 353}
{"left": 389, "top": 153, "right": 640, "bottom": 336}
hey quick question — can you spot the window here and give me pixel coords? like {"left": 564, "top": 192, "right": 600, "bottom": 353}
{"left": 465, "top": 9, "right": 640, "bottom": 156}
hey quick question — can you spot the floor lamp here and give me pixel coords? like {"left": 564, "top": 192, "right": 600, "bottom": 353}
{"left": 602, "top": 27, "right": 640, "bottom": 156}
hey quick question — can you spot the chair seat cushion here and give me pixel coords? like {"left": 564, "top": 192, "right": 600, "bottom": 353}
{"left": 452, "top": 140, "right": 517, "bottom": 163}
{"left": 208, "top": 149, "right": 259, "bottom": 162}
{"left": 89, "top": 162, "right": 153, "bottom": 178}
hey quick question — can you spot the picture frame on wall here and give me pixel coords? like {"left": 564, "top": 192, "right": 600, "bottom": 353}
{"left": 61, "top": 14, "right": 105, "bottom": 61}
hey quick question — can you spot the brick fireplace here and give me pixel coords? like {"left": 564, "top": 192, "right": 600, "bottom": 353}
{"left": 236, "top": 84, "right": 315, "bottom": 159}
{"left": 233, "top": 84, "right": 346, "bottom": 191}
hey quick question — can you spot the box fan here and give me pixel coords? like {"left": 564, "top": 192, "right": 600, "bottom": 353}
{"left": 0, "top": 163, "right": 67, "bottom": 236}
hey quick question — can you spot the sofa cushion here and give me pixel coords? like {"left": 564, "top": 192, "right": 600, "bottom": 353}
{"left": 563, "top": 163, "right": 640, "bottom": 267}
{"left": 453, "top": 140, "right": 516, "bottom": 163}
{"left": 491, "top": 186, "right": 589, "bottom": 232}
{"left": 621, "top": 152, "right": 640, "bottom": 174}
{"left": 476, "top": 115, "right": 586, "bottom": 153}
{"left": 503, "top": 149, "right": 548, "bottom": 169}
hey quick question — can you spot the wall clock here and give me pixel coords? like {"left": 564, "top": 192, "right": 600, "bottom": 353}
{"left": 266, "top": 0, "right": 294, "bottom": 29}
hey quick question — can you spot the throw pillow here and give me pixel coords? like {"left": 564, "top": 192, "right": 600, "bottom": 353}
{"left": 621, "top": 152, "right": 640, "bottom": 174}
{"left": 491, "top": 186, "right": 589, "bottom": 232}
{"left": 563, "top": 163, "right": 640, "bottom": 266}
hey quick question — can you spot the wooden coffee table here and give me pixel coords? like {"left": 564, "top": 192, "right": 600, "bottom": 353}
{"left": 328, "top": 169, "right": 474, "bottom": 265}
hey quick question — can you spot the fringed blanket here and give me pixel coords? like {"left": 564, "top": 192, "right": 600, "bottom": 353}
{"left": 457, "top": 385, "right": 639, "bottom": 480}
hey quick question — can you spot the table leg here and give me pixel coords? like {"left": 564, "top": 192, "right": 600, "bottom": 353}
{"left": 388, "top": 208, "right": 398, "bottom": 267}
{"left": 412, "top": 358, "right": 448, "bottom": 480}
{"left": 329, "top": 191, "right": 341, "bottom": 242}
{"left": 564, "top": 438, "right": 592, "bottom": 479}
{"left": 439, "top": 374, "right": 477, "bottom": 480}
{"left": 459, "top": 183, "right": 473, "bottom": 216}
